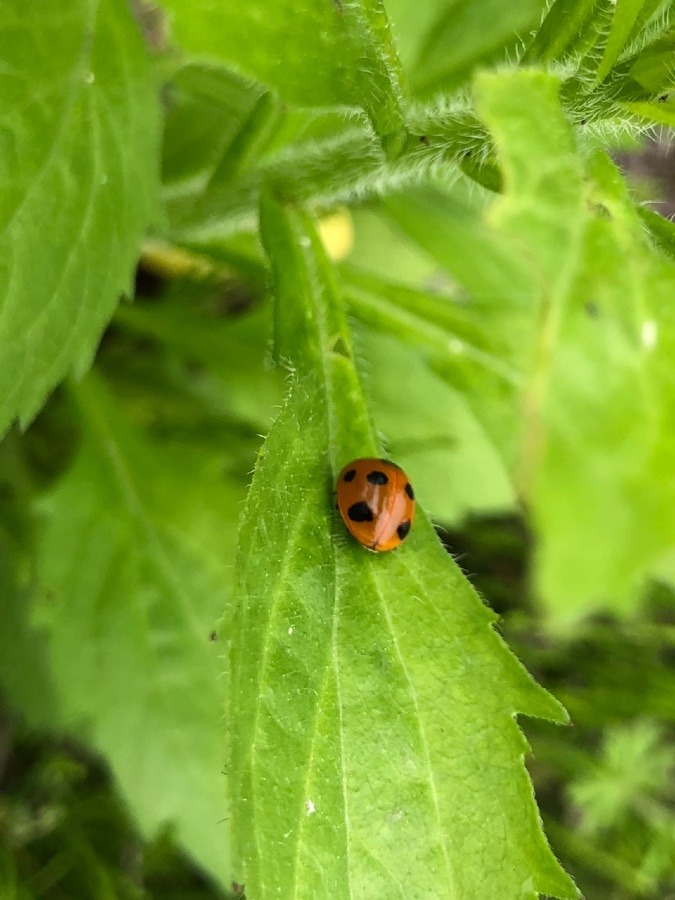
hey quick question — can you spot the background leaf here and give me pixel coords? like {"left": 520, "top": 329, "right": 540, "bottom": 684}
{"left": 33, "top": 373, "right": 238, "bottom": 886}
{"left": 594, "top": 0, "right": 654, "bottom": 84}
{"left": 158, "top": 0, "right": 405, "bottom": 139}
{"left": 113, "top": 293, "right": 280, "bottom": 431}
{"left": 529, "top": 152, "right": 675, "bottom": 616}
{"left": 372, "top": 70, "right": 675, "bottom": 618}
{"left": 0, "top": 0, "right": 159, "bottom": 437}
{"left": 0, "top": 437, "right": 55, "bottom": 724}
{"left": 411, "top": 0, "right": 548, "bottom": 96}
{"left": 521, "top": 0, "right": 600, "bottom": 62}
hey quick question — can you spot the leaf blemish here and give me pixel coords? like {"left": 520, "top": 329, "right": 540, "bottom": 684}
{"left": 331, "top": 335, "right": 351, "bottom": 358}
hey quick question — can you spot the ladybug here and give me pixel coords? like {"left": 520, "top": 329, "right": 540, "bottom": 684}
{"left": 336, "top": 458, "right": 415, "bottom": 552}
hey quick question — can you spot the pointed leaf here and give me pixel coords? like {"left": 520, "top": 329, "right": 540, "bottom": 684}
{"left": 228, "top": 195, "right": 575, "bottom": 897}
{"left": 594, "top": 0, "right": 653, "bottom": 83}
{"left": 521, "top": 0, "right": 598, "bottom": 62}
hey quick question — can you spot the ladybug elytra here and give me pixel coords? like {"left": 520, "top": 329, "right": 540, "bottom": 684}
{"left": 336, "top": 458, "right": 415, "bottom": 552}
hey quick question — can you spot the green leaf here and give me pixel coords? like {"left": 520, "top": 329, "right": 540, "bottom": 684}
{"left": 623, "top": 98, "right": 675, "bottom": 127}
{"left": 381, "top": 184, "right": 536, "bottom": 471}
{"left": 594, "top": 0, "right": 653, "bottom": 84}
{"left": 34, "top": 373, "right": 239, "bottom": 887}
{"left": 412, "top": 0, "right": 548, "bottom": 95}
{"left": 530, "top": 153, "right": 675, "bottom": 616}
{"left": 159, "top": 62, "right": 378, "bottom": 242}
{"left": 343, "top": 262, "right": 513, "bottom": 365}
{"left": 158, "top": 0, "right": 405, "bottom": 140}
{"left": 229, "top": 195, "right": 575, "bottom": 898}
{"left": 379, "top": 0, "right": 448, "bottom": 70}
{"left": 521, "top": 0, "right": 599, "bottom": 62}
{"left": 207, "top": 90, "right": 280, "bottom": 191}
{"left": 638, "top": 206, "right": 675, "bottom": 262}
{"left": 0, "top": 0, "right": 160, "bottom": 438}
{"left": 383, "top": 184, "right": 537, "bottom": 311}
{"left": 347, "top": 205, "right": 444, "bottom": 287}
{"left": 379, "top": 70, "right": 675, "bottom": 617}
{"left": 114, "top": 295, "right": 280, "bottom": 430}
{"left": 161, "top": 63, "right": 269, "bottom": 188}
{"left": 628, "top": 31, "right": 675, "bottom": 91}
{"left": 472, "top": 71, "right": 586, "bottom": 484}
{"left": 258, "top": 193, "right": 369, "bottom": 418}
{"left": 473, "top": 71, "right": 675, "bottom": 616}
{"left": 340, "top": 266, "right": 517, "bottom": 521}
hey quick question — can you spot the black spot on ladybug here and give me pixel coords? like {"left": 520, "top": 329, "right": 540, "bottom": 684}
{"left": 348, "top": 501, "right": 374, "bottom": 523}
{"left": 397, "top": 520, "right": 411, "bottom": 541}
{"left": 405, "top": 482, "right": 414, "bottom": 500}
{"left": 366, "top": 470, "right": 388, "bottom": 485}
{"left": 343, "top": 469, "right": 357, "bottom": 482}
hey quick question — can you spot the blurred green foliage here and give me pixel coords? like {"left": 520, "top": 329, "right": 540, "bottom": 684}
{"left": 1, "top": 0, "right": 674, "bottom": 897}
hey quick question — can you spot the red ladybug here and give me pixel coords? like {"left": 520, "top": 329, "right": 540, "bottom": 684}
{"left": 336, "top": 458, "right": 415, "bottom": 552}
